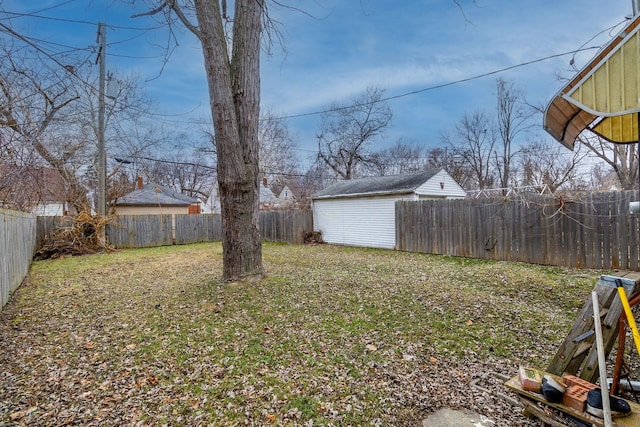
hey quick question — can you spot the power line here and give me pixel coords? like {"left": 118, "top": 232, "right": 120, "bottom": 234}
{"left": 0, "top": 9, "right": 163, "bottom": 31}
{"left": 129, "top": 155, "right": 216, "bottom": 171}
{"left": 274, "top": 46, "right": 605, "bottom": 121}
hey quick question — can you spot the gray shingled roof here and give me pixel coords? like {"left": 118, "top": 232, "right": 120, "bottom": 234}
{"left": 113, "top": 183, "right": 199, "bottom": 206}
{"left": 312, "top": 169, "right": 441, "bottom": 199}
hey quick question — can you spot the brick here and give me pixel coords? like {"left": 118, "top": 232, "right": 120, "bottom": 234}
{"left": 562, "top": 385, "right": 590, "bottom": 412}
{"left": 561, "top": 374, "right": 597, "bottom": 390}
{"left": 519, "top": 366, "right": 543, "bottom": 392}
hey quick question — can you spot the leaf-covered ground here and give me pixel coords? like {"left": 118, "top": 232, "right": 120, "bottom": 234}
{"left": 0, "top": 243, "right": 599, "bottom": 426}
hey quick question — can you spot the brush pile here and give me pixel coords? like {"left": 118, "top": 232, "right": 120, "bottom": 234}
{"left": 302, "top": 230, "right": 323, "bottom": 244}
{"left": 34, "top": 212, "right": 114, "bottom": 260}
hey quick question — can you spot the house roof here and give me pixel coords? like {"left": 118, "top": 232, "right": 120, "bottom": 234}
{"left": 260, "top": 185, "right": 278, "bottom": 204}
{"left": 113, "top": 183, "right": 200, "bottom": 207}
{"left": 312, "top": 169, "right": 442, "bottom": 199}
{"left": 544, "top": 14, "right": 640, "bottom": 148}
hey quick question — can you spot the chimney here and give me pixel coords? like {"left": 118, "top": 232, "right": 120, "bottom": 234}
{"left": 262, "top": 177, "right": 268, "bottom": 187}
{"left": 137, "top": 176, "right": 143, "bottom": 189}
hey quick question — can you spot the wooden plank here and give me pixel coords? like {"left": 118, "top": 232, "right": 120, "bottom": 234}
{"left": 580, "top": 287, "right": 632, "bottom": 382}
{"left": 575, "top": 196, "right": 586, "bottom": 269}
{"left": 593, "top": 193, "right": 605, "bottom": 270}
{"left": 627, "top": 191, "right": 640, "bottom": 270}
{"left": 615, "top": 192, "right": 628, "bottom": 270}
{"left": 546, "top": 284, "right": 618, "bottom": 376}
{"left": 603, "top": 192, "right": 613, "bottom": 269}
{"left": 585, "top": 192, "right": 596, "bottom": 269}
{"left": 547, "top": 197, "right": 560, "bottom": 267}
{"left": 527, "top": 200, "right": 540, "bottom": 265}
{"left": 473, "top": 198, "right": 482, "bottom": 258}
{"left": 567, "top": 200, "right": 578, "bottom": 268}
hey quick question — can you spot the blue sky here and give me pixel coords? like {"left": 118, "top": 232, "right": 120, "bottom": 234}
{"left": 0, "top": 1, "right": 635, "bottom": 167}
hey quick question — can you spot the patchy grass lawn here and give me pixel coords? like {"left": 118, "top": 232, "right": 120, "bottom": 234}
{"left": 0, "top": 243, "right": 597, "bottom": 426}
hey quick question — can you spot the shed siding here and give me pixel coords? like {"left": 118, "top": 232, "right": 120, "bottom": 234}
{"left": 313, "top": 195, "right": 412, "bottom": 249}
{"left": 415, "top": 170, "right": 467, "bottom": 198}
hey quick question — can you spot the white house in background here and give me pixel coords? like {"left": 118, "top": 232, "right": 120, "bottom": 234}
{"left": 312, "top": 169, "right": 467, "bottom": 250}
{"left": 276, "top": 184, "right": 296, "bottom": 208}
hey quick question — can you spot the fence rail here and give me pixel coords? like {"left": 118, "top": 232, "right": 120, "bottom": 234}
{"left": 396, "top": 191, "right": 640, "bottom": 271}
{"left": 1, "top": 209, "right": 36, "bottom": 310}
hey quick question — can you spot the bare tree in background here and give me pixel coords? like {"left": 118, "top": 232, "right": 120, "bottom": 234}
{"left": 441, "top": 111, "right": 496, "bottom": 190}
{"left": 578, "top": 134, "right": 638, "bottom": 190}
{"left": 0, "top": 26, "right": 167, "bottom": 214}
{"left": 0, "top": 39, "right": 90, "bottom": 212}
{"left": 422, "top": 146, "right": 469, "bottom": 188}
{"left": 366, "top": 139, "right": 425, "bottom": 176}
{"left": 134, "top": 153, "right": 216, "bottom": 197}
{"left": 259, "top": 109, "right": 298, "bottom": 189}
{"left": 494, "top": 78, "right": 534, "bottom": 191}
{"left": 517, "top": 140, "right": 587, "bottom": 192}
{"left": 317, "top": 86, "right": 392, "bottom": 179}
{"left": 290, "top": 161, "right": 333, "bottom": 209}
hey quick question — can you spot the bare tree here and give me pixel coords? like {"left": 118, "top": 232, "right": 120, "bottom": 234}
{"left": 289, "top": 160, "right": 333, "bottom": 209}
{"left": 258, "top": 109, "right": 298, "bottom": 189}
{"left": 517, "top": 140, "right": 588, "bottom": 193}
{"left": 421, "top": 146, "right": 469, "bottom": 187}
{"left": 133, "top": 152, "right": 216, "bottom": 200}
{"left": 0, "top": 27, "right": 167, "bottom": 214}
{"left": 441, "top": 111, "right": 496, "bottom": 190}
{"left": 316, "top": 86, "right": 392, "bottom": 179}
{"left": 143, "top": 0, "right": 265, "bottom": 280}
{"left": 365, "top": 139, "right": 425, "bottom": 176}
{"left": 0, "top": 40, "right": 90, "bottom": 212}
{"left": 494, "top": 78, "right": 534, "bottom": 191}
{"left": 578, "top": 134, "right": 638, "bottom": 190}
{"left": 583, "top": 161, "right": 620, "bottom": 191}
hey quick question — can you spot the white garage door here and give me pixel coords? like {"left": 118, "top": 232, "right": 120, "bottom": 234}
{"left": 313, "top": 196, "right": 406, "bottom": 249}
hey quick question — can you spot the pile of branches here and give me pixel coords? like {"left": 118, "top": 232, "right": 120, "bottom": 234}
{"left": 34, "top": 212, "right": 115, "bottom": 260}
{"left": 302, "top": 230, "right": 323, "bottom": 245}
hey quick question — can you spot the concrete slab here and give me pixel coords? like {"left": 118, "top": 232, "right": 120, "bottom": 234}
{"left": 422, "top": 408, "right": 495, "bottom": 427}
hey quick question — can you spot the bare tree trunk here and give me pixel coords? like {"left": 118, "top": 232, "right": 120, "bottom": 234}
{"left": 194, "top": 0, "right": 263, "bottom": 281}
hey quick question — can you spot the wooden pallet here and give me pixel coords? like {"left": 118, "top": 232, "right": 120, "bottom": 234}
{"left": 505, "top": 375, "right": 640, "bottom": 427}
{"left": 546, "top": 271, "right": 640, "bottom": 382}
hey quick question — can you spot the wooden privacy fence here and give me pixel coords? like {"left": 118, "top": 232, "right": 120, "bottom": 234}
{"left": 106, "top": 214, "right": 174, "bottom": 248}
{"left": 259, "top": 210, "right": 313, "bottom": 244}
{"left": 1, "top": 209, "right": 36, "bottom": 310}
{"left": 396, "top": 191, "right": 640, "bottom": 271}
{"left": 36, "top": 210, "right": 313, "bottom": 250}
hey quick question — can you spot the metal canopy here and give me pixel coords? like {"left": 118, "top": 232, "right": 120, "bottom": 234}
{"left": 544, "top": 15, "right": 640, "bottom": 149}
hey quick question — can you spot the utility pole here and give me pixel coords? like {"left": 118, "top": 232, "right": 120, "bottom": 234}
{"left": 96, "top": 22, "right": 106, "bottom": 217}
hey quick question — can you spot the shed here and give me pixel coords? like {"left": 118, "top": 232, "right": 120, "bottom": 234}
{"left": 312, "top": 169, "right": 466, "bottom": 249}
